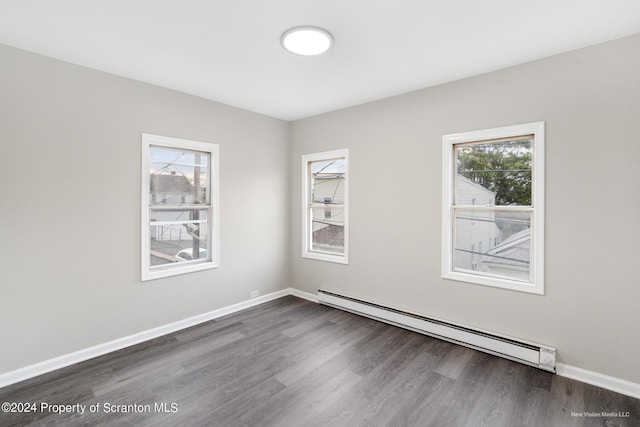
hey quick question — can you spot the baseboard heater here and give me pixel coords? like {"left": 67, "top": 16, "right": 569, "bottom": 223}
{"left": 317, "top": 290, "right": 556, "bottom": 372}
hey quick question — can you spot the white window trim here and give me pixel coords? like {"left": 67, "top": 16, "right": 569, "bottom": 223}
{"left": 141, "top": 134, "right": 220, "bottom": 281}
{"left": 302, "top": 149, "right": 349, "bottom": 264}
{"left": 441, "top": 122, "right": 545, "bottom": 294}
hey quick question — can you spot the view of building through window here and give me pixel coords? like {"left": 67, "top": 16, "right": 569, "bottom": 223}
{"left": 453, "top": 137, "right": 533, "bottom": 282}
{"left": 148, "top": 146, "right": 211, "bottom": 267}
{"left": 309, "top": 158, "right": 346, "bottom": 254}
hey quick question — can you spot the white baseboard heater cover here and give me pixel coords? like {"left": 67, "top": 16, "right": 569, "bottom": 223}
{"left": 317, "top": 290, "right": 556, "bottom": 372}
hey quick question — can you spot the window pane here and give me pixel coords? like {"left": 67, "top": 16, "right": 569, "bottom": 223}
{"left": 453, "top": 208, "right": 531, "bottom": 282}
{"left": 456, "top": 137, "right": 532, "bottom": 206}
{"left": 149, "top": 146, "right": 209, "bottom": 206}
{"left": 310, "top": 159, "right": 345, "bottom": 204}
{"left": 311, "top": 207, "right": 344, "bottom": 254}
{"left": 150, "top": 209, "right": 208, "bottom": 267}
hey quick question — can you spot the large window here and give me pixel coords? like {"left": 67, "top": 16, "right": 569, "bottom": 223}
{"left": 141, "top": 134, "right": 219, "bottom": 281}
{"left": 302, "top": 149, "right": 349, "bottom": 264}
{"left": 442, "top": 122, "right": 544, "bottom": 294}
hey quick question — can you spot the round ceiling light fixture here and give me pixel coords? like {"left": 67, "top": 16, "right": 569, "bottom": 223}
{"left": 281, "top": 26, "right": 333, "bottom": 56}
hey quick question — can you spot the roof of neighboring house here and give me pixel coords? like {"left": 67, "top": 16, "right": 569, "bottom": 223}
{"left": 150, "top": 173, "right": 193, "bottom": 193}
{"left": 483, "top": 228, "right": 531, "bottom": 267}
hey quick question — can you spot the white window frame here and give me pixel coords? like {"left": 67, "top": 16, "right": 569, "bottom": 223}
{"left": 442, "top": 122, "right": 545, "bottom": 294}
{"left": 141, "top": 134, "right": 220, "bottom": 281}
{"left": 302, "top": 149, "right": 349, "bottom": 264}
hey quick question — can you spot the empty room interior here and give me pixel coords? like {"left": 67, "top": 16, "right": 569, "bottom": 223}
{"left": 1, "top": 1, "right": 640, "bottom": 426}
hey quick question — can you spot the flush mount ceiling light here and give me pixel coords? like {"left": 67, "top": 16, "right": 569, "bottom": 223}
{"left": 281, "top": 26, "right": 333, "bottom": 56}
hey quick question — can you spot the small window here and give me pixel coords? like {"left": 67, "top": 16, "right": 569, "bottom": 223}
{"left": 302, "top": 149, "right": 349, "bottom": 264}
{"left": 442, "top": 122, "right": 544, "bottom": 294}
{"left": 141, "top": 134, "right": 219, "bottom": 281}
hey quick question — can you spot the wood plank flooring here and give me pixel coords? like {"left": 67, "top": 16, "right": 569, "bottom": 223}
{"left": 1, "top": 295, "right": 639, "bottom": 426}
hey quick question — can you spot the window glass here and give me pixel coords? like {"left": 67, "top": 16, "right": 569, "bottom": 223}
{"left": 453, "top": 208, "right": 532, "bottom": 282}
{"left": 149, "top": 209, "right": 209, "bottom": 267}
{"left": 149, "top": 147, "right": 209, "bottom": 206}
{"left": 455, "top": 137, "right": 532, "bottom": 206}
{"left": 311, "top": 207, "right": 345, "bottom": 254}
{"left": 310, "top": 159, "right": 346, "bottom": 204}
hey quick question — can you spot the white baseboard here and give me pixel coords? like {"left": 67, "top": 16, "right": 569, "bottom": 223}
{"left": 289, "top": 288, "right": 318, "bottom": 302}
{"left": 3, "top": 288, "right": 639, "bottom": 402}
{"left": 0, "top": 288, "right": 291, "bottom": 389}
{"left": 556, "top": 363, "right": 640, "bottom": 400}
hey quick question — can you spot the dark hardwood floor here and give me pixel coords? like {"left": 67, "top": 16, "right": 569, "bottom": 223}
{"left": 1, "top": 295, "right": 638, "bottom": 426}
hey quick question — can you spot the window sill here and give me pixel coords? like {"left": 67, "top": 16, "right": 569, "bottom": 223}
{"left": 442, "top": 270, "right": 543, "bottom": 295}
{"left": 302, "top": 251, "right": 349, "bottom": 265}
{"left": 142, "top": 261, "right": 219, "bottom": 282}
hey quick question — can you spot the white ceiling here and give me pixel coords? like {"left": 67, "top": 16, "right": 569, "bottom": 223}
{"left": 1, "top": 1, "right": 640, "bottom": 121}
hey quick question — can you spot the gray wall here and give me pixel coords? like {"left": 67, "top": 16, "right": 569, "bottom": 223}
{"left": 0, "top": 44, "right": 290, "bottom": 374}
{"left": 290, "top": 34, "right": 640, "bottom": 383}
